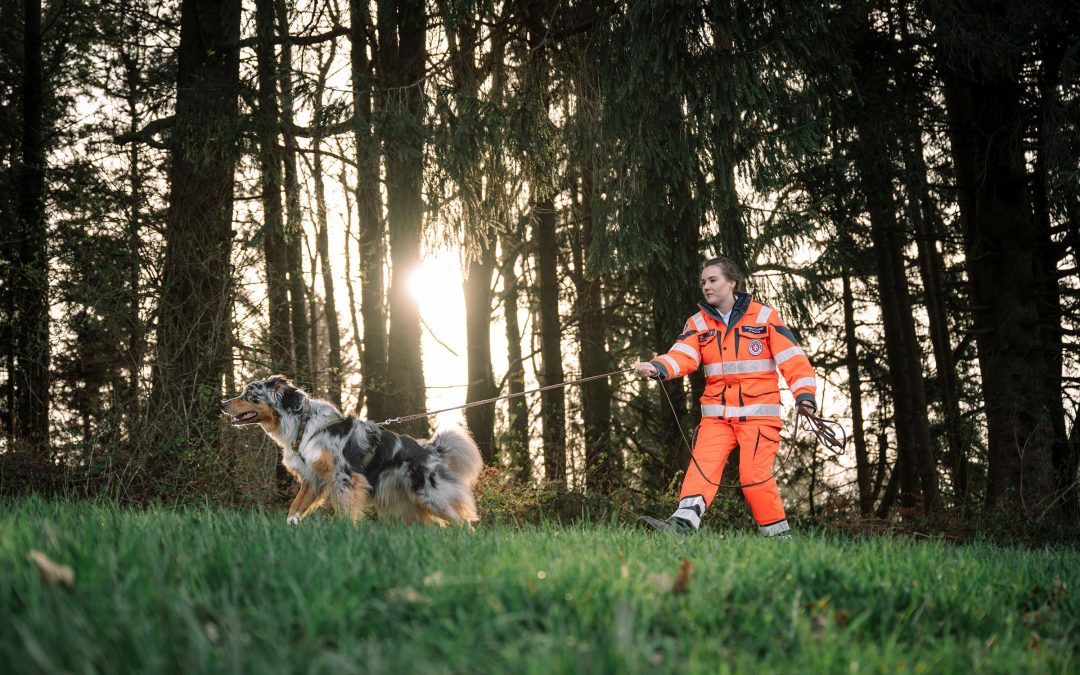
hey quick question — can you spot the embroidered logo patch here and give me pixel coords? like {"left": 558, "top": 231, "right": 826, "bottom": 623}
{"left": 742, "top": 325, "right": 767, "bottom": 335}
{"left": 748, "top": 339, "right": 764, "bottom": 356}
{"left": 697, "top": 329, "right": 717, "bottom": 345}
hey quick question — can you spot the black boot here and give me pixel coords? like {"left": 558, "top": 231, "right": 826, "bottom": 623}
{"left": 638, "top": 515, "right": 695, "bottom": 535}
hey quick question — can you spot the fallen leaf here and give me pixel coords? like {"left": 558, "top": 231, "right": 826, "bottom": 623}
{"left": 1028, "top": 631, "right": 1041, "bottom": 651}
{"left": 672, "top": 559, "right": 691, "bottom": 595}
{"left": 27, "top": 550, "right": 74, "bottom": 587}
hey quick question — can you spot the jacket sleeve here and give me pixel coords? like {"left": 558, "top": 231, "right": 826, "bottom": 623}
{"left": 648, "top": 318, "right": 703, "bottom": 380}
{"left": 766, "top": 309, "right": 818, "bottom": 410}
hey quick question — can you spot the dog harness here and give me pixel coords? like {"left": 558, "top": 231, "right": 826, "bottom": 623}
{"left": 292, "top": 400, "right": 378, "bottom": 471}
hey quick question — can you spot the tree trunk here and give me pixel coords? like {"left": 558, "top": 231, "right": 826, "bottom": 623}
{"left": 574, "top": 167, "right": 616, "bottom": 494}
{"left": 444, "top": 9, "right": 498, "bottom": 463}
{"left": 935, "top": 2, "right": 1057, "bottom": 515}
{"left": 532, "top": 197, "right": 566, "bottom": 484}
{"left": 313, "top": 64, "right": 343, "bottom": 408}
{"left": 850, "top": 31, "right": 938, "bottom": 511}
{"left": 1032, "top": 35, "right": 1076, "bottom": 516}
{"left": 896, "top": 0, "right": 970, "bottom": 508}
{"left": 901, "top": 120, "right": 970, "bottom": 505}
{"left": 276, "top": 0, "right": 312, "bottom": 389}
{"left": 464, "top": 247, "right": 497, "bottom": 463}
{"left": 257, "top": 0, "right": 293, "bottom": 377}
{"left": 499, "top": 232, "right": 530, "bottom": 482}
{"left": 841, "top": 266, "right": 872, "bottom": 515}
{"left": 120, "top": 32, "right": 146, "bottom": 436}
{"left": 378, "top": 0, "right": 427, "bottom": 437}
{"left": 340, "top": 163, "right": 364, "bottom": 413}
{"left": 13, "top": 0, "right": 50, "bottom": 452}
{"left": 151, "top": 0, "right": 240, "bottom": 455}
{"left": 351, "top": 0, "right": 388, "bottom": 421}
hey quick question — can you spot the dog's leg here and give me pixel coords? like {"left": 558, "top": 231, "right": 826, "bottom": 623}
{"left": 291, "top": 451, "right": 335, "bottom": 522}
{"left": 287, "top": 479, "right": 311, "bottom": 525}
{"left": 289, "top": 479, "right": 325, "bottom": 523}
{"left": 347, "top": 473, "right": 372, "bottom": 523}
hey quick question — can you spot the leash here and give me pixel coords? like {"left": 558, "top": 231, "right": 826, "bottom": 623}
{"left": 378, "top": 368, "right": 637, "bottom": 427}
{"left": 794, "top": 405, "right": 847, "bottom": 456}
{"left": 377, "top": 366, "right": 847, "bottom": 492}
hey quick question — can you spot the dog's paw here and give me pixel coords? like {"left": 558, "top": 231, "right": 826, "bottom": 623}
{"left": 287, "top": 514, "right": 301, "bottom": 526}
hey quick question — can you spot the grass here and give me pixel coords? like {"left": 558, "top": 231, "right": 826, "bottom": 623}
{"left": 1, "top": 497, "right": 1077, "bottom": 674}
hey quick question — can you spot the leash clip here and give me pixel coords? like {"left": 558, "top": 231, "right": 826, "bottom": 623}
{"left": 379, "top": 416, "right": 402, "bottom": 427}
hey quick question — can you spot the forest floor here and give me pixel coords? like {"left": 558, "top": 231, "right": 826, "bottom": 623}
{"left": 2, "top": 497, "right": 1077, "bottom": 673}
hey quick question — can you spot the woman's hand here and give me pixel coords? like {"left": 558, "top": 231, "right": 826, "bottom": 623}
{"left": 633, "top": 361, "right": 659, "bottom": 378}
{"left": 796, "top": 400, "right": 817, "bottom": 416}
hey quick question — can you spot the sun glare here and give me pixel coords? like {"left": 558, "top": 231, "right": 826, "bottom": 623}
{"left": 406, "top": 251, "right": 471, "bottom": 422}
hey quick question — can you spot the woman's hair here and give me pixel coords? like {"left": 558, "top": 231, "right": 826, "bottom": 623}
{"left": 702, "top": 256, "right": 744, "bottom": 291}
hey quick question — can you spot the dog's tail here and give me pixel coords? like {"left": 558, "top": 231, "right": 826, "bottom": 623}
{"left": 431, "top": 425, "right": 483, "bottom": 488}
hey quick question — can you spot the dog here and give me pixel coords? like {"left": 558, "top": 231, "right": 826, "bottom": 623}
{"left": 220, "top": 375, "right": 483, "bottom": 526}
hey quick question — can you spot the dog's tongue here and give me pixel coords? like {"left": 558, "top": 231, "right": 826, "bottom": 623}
{"left": 231, "top": 411, "right": 258, "bottom": 424}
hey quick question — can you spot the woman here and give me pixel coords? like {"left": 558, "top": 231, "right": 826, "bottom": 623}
{"left": 633, "top": 256, "right": 817, "bottom": 537}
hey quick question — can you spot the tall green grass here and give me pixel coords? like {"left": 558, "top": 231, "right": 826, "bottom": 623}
{"left": 2, "top": 497, "right": 1076, "bottom": 673}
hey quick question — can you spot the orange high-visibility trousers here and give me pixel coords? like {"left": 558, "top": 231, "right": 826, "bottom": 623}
{"left": 672, "top": 417, "right": 787, "bottom": 532}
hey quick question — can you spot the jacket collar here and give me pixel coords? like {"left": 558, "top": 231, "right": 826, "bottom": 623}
{"left": 699, "top": 291, "right": 752, "bottom": 331}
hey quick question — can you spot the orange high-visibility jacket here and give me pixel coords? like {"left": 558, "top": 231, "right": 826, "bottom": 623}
{"left": 649, "top": 292, "right": 817, "bottom": 425}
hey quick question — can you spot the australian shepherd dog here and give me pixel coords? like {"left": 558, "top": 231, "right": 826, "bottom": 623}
{"left": 221, "top": 375, "right": 483, "bottom": 526}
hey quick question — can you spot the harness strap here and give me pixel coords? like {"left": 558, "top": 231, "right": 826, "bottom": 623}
{"left": 291, "top": 403, "right": 350, "bottom": 454}
{"left": 292, "top": 401, "right": 311, "bottom": 453}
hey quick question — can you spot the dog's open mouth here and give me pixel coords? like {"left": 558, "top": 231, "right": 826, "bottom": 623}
{"left": 229, "top": 411, "right": 259, "bottom": 425}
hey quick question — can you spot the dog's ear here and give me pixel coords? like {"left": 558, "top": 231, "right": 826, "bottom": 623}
{"left": 280, "top": 385, "right": 304, "bottom": 412}
{"left": 265, "top": 374, "right": 290, "bottom": 390}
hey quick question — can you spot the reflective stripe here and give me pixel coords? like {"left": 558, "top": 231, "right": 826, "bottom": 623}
{"left": 673, "top": 509, "right": 702, "bottom": 529}
{"left": 691, "top": 312, "right": 707, "bottom": 331}
{"left": 774, "top": 345, "right": 805, "bottom": 364}
{"left": 670, "top": 342, "right": 700, "bottom": 364}
{"left": 671, "top": 495, "right": 706, "bottom": 529}
{"left": 756, "top": 305, "right": 772, "bottom": 323}
{"left": 679, "top": 495, "right": 706, "bottom": 511}
{"left": 704, "top": 359, "right": 778, "bottom": 377}
{"left": 788, "top": 376, "right": 816, "bottom": 392}
{"left": 726, "top": 359, "right": 777, "bottom": 374}
{"left": 657, "top": 354, "right": 680, "bottom": 377}
{"left": 760, "top": 520, "right": 791, "bottom": 537}
{"left": 701, "top": 403, "right": 782, "bottom": 418}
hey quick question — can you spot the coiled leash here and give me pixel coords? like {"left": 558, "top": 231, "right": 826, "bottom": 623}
{"left": 793, "top": 405, "right": 847, "bottom": 456}
{"left": 651, "top": 373, "right": 847, "bottom": 490}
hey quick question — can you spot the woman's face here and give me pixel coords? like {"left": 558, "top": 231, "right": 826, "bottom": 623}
{"left": 701, "top": 265, "right": 736, "bottom": 306}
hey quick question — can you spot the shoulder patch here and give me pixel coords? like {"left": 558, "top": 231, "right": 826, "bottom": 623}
{"left": 741, "top": 325, "right": 767, "bottom": 335}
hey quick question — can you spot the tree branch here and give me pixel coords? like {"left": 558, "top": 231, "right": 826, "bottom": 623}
{"left": 236, "top": 26, "right": 348, "bottom": 50}
{"left": 114, "top": 115, "right": 175, "bottom": 149}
